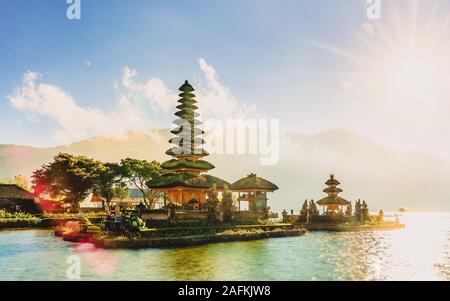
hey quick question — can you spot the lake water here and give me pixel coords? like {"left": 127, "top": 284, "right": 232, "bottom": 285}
{"left": 0, "top": 212, "right": 449, "bottom": 281}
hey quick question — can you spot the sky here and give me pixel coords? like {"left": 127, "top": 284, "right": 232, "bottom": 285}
{"left": 1, "top": 0, "right": 450, "bottom": 161}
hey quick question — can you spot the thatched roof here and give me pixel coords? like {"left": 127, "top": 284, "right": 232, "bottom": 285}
{"left": 325, "top": 174, "right": 340, "bottom": 186}
{"left": 147, "top": 173, "right": 230, "bottom": 190}
{"left": 230, "top": 173, "right": 279, "bottom": 192}
{"left": 317, "top": 196, "right": 350, "bottom": 206}
{"left": 161, "top": 158, "right": 214, "bottom": 171}
{"left": 0, "top": 184, "right": 34, "bottom": 200}
{"left": 323, "top": 187, "right": 343, "bottom": 194}
{"left": 165, "top": 147, "right": 210, "bottom": 158}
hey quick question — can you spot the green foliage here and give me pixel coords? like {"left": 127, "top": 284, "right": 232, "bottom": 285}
{"left": 345, "top": 202, "right": 353, "bottom": 216}
{"left": 32, "top": 153, "right": 165, "bottom": 212}
{"left": 300, "top": 200, "right": 309, "bottom": 219}
{"left": 0, "top": 209, "right": 37, "bottom": 219}
{"left": 118, "top": 158, "right": 164, "bottom": 208}
{"left": 205, "top": 185, "right": 220, "bottom": 222}
{"left": 42, "top": 211, "right": 107, "bottom": 219}
{"left": 13, "top": 175, "right": 31, "bottom": 191}
{"left": 377, "top": 209, "right": 384, "bottom": 224}
{"left": 92, "top": 162, "right": 125, "bottom": 207}
{"left": 0, "top": 209, "right": 41, "bottom": 228}
{"left": 32, "top": 153, "right": 103, "bottom": 210}
{"left": 308, "top": 200, "right": 319, "bottom": 217}
{"left": 113, "top": 183, "right": 130, "bottom": 201}
{"left": 362, "top": 201, "right": 370, "bottom": 221}
{"left": 355, "top": 199, "right": 362, "bottom": 221}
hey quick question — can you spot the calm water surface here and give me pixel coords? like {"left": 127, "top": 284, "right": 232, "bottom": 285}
{"left": 0, "top": 212, "right": 449, "bottom": 280}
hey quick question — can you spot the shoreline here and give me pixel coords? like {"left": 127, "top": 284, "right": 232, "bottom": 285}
{"left": 93, "top": 227, "right": 307, "bottom": 249}
{"left": 307, "top": 223, "right": 406, "bottom": 232}
{"left": 0, "top": 219, "right": 406, "bottom": 249}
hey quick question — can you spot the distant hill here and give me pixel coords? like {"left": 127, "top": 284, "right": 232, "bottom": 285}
{"left": 1, "top": 129, "right": 449, "bottom": 212}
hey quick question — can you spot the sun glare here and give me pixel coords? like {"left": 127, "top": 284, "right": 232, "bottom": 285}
{"left": 388, "top": 52, "right": 439, "bottom": 99}
{"left": 312, "top": 0, "right": 450, "bottom": 106}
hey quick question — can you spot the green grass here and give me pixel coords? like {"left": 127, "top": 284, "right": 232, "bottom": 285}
{"left": 0, "top": 209, "right": 42, "bottom": 228}
{"left": 342, "top": 218, "right": 397, "bottom": 228}
{"left": 42, "top": 212, "right": 107, "bottom": 218}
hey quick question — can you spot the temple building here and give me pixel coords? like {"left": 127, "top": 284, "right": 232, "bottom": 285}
{"left": 231, "top": 174, "right": 278, "bottom": 212}
{"left": 148, "top": 81, "right": 230, "bottom": 207}
{"left": 316, "top": 174, "right": 350, "bottom": 215}
{"left": 0, "top": 184, "right": 41, "bottom": 214}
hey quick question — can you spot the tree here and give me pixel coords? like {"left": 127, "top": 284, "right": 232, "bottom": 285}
{"left": 377, "top": 209, "right": 384, "bottom": 224}
{"left": 345, "top": 201, "right": 353, "bottom": 216}
{"left": 113, "top": 183, "right": 130, "bottom": 202}
{"left": 205, "top": 184, "right": 220, "bottom": 223}
{"left": 308, "top": 199, "right": 319, "bottom": 218}
{"left": 300, "top": 200, "right": 309, "bottom": 223}
{"left": 221, "top": 184, "right": 234, "bottom": 223}
{"left": 362, "top": 201, "right": 370, "bottom": 221}
{"left": 32, "top": 153, "right": 101, "bottom": 212}
{"left": 93, "top": 163, "right": 122, "bottom": 208}
{"left": 355, "top": 199, "right": 362, "bottom": 221}
{"left": 118, "top": 158, "right": 164, "bottom": 209}
{"left": 13, "top": 175, "right": 31, "bottom": 191}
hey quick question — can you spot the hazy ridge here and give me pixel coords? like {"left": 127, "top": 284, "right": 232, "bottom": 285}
{"left": 1, "top": 129, "right": 449, "bottom": 212}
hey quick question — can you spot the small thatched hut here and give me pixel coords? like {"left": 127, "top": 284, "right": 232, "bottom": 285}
{"left": 231, "top": 173, "right": 279, "bottom": 212}
{"left": 0, "top": 184, "right": 40, "bottom": 214}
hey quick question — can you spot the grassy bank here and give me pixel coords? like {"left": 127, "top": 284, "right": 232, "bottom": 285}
{"left": 0, "top": 210, "right": 41, "bottom": 229}
{"left": 140, "top": 223, "right": 294, "bottom": 238}
{"left": 94, "top": 224, "right": 306, "bottom": 249}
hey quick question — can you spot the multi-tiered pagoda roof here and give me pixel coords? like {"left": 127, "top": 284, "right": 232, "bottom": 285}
{"left": 317, "top": 174, "right": 350, "bottom": 206}
{"left": 148, "top": 81, "right": 230, "bottom": 190}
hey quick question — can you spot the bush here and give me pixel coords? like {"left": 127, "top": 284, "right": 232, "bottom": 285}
{"left": 0, "top": 209, "right": 41, "bottom": 228}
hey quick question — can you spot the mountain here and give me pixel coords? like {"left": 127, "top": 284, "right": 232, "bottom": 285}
{"left": 1, "top": 129, "right": 449, "bottom": 212}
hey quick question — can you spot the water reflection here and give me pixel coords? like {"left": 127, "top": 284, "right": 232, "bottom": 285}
{"left": 0, "top": 212, "right": 449, "bottom": 281}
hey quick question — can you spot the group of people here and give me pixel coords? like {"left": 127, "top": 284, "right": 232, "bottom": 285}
{"left": 103, "top": 202, "right": 147, "bottom": 236}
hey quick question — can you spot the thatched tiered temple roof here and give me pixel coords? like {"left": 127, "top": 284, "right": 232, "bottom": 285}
{"left": 148, "top": 81, "right": 229, "bottom": 192}
{"left": 231, "top": 173, "right": 279, "bottom": 192}
{"left": 317, "top": 174, "right": 350, "bottom": 206}
{"left": 148, "top": 173, "right": 230, "bottom": 190}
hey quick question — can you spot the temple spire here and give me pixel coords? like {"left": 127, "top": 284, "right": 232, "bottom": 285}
{"left": 323, "top": 174, "right": 343, "bottom": 197}
{"left": 161, "top": 80, "right": 214, "bottom": 175}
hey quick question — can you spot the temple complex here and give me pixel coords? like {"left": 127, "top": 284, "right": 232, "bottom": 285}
{"left": 316, "top": 174, "right": 350, "bottom": 215}
{"left": 148, "top": 81, "right": 230, "bottom": 207}
{"left": 231, "top": 173, "right": 278, "bottom": 212}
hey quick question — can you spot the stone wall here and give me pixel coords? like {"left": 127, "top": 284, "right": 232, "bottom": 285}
{"left": 312, "top": 215, "right": 356, "bottom": 224}
{"left": 232, "top": 211, "right": 265, "bottom": 222}
{"left": 141, "top": 209, "right": 265, "bottom": 223}
{"left": 176, "top": 211, "right": 209, "bottom": 221}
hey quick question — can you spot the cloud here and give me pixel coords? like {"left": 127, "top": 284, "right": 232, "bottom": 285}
{"left": 8, "top": 59, "right": 257, "bottom": 145}
{"left": 196, "top": 58, "right": 257, "bottom": 119}
{"left": 121, "top": 67, "right": 177, "bottom": 112}
{"left": 9, "top": 72, "right": 152, "bottom": 144}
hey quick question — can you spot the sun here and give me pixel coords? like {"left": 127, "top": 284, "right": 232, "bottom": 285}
{"left": 311, "top": 0, "right": 450, "bottom": 106}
